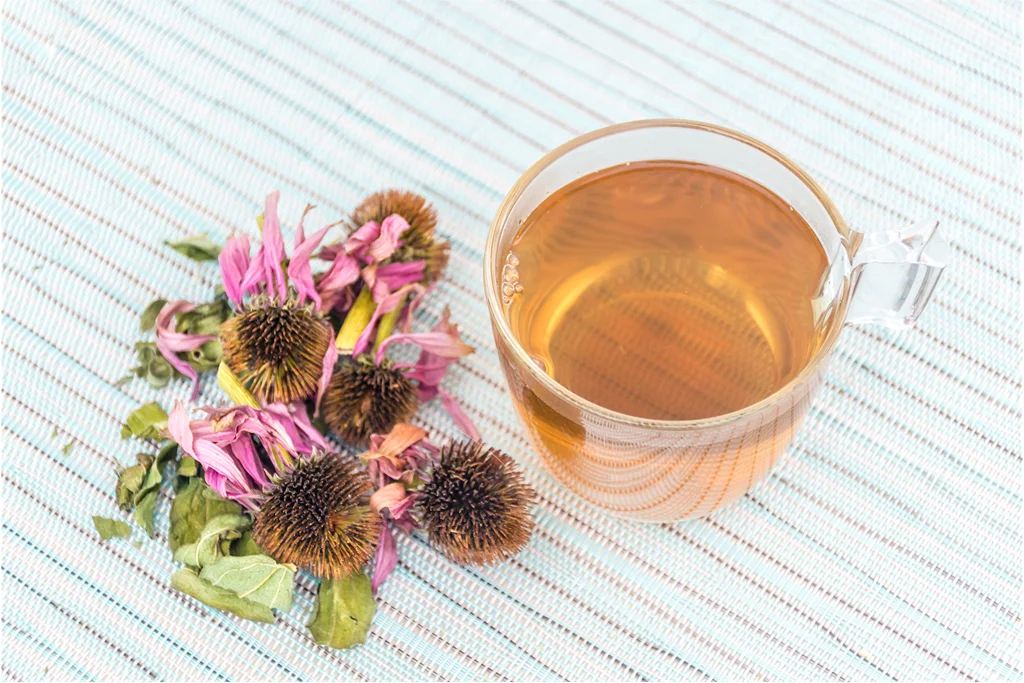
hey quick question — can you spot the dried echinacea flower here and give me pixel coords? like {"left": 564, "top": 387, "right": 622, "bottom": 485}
{"left": 348, "top": 189, "right": 449, "bottom": 283}
{"left": 416, "top": 440, "right": 535, "bottom": 566}
{"left": 220, "top": 294, "right": 333, "bottom": 404}
{"left": 217, "top": 191, "right": 340, "bottom": 407}
{"left": 321, "top": 355, "right": 418, "bottom": 447}
{"left": 253, "top": 453, "right": 380, "bottom": 579}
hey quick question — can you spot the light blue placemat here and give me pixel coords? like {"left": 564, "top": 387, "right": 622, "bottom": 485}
{"left": 2, "top": 0, "right": 1020, "bottom": 680}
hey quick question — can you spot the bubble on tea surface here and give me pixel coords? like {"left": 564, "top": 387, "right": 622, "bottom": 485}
{"left": 501, "top": 252, "right": 522, "bottom": 305}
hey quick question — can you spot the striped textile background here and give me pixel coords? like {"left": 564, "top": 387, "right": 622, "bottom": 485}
{"left": 2, "top": 0, "right": 1020, "bottom": 680}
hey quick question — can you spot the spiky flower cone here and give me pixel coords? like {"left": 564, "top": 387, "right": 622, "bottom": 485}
{"left": 220, "top": 295, "right": 331, "bottom": 404}
{"left": 349, "top": 189, "right": 450, "bottom": 282}
{"left": 322, "top": 355, "right": 418, "bottom": 447}
{"left": 253, "top": 454, "right": 379, "bottom": 579}
{"left": 417, "top": 441, "right": 535, "bottom": 566}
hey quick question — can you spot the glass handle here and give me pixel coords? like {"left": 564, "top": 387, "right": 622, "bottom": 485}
{"left": 846, "top": 220, "right": 951, "bottom": 329}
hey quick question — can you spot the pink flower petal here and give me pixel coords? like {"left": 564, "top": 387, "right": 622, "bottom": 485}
{"left": 205, "top": 468, "right": 229, "bottom": 498}
{"left": 343, "top": 221, "right": 381, "bottom": 260}
{"left": 317, "top": 253, "right": 361, "bottom": 313}
{"left": 167, "top": 401, "right": 195, "bottom": 456}
{"left": 397, "top": 282, "right": 433, "bottom": 334}
{"left": 439, "top": 388, "right": 480, "bottom": 441}
{"left": 366, "top": 423, "right": 428, "bottom": 460}
{"left": 369, "top": 481, "right": 407, "bottom": 516}
{"left": 375, "top": 331, "right": 473, "bottom": 365}
{"left": 315, "top": 332, "right": 337, "bottom": 416}
{"left": 261, "top": 191, "right": 288, "bottom": 304}
{"left": 193, "top": 439, "right": 251, "bottom": 489}
{"left": 232, "top": 438, "right": 271, "bottom": 489}
{"left": 218, "top": 235, "right": 251, "bottom": 308}
{"left": 366, "top": 214, "right": 408, "bottom": 263}
{"left": 371, "top": 261, "right": 425, "bottom": 301}
{"left": 155, "top": 301, "right": 216, "bottom": 400}
{"left": 288, "top": 208, "right": 337, "bottom": 309}
{"left": 371, "top": 524, "right": 397, "bottom": 595}
{"left": 389, "top": 497, "right": 417, "bottom": 532}
{"left": 239, "top": 242, "right": 266, "bottom": 294}
{"left": 287, "top": 402, "right": 330, "bottom": 452}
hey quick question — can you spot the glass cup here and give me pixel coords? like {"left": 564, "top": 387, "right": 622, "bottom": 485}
{"left": 483, "top": 120, "right": 949, "bottom": 522}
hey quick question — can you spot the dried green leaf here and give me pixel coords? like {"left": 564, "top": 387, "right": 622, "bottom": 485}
{"left": 177, "top": 456, "right": 198, "bottom": 479}
{"left": 168, "top": 478, "right": 242, "bottom": 551}
{"left": 230, "top": 531, "right": 262, "bottom": 557}
{"left": 187, "top": 341, "right": 222, "bottom": 372}
{"left": 147, "top": 358, "right": 173, "bottom": 388}
{"left": 113, "top": 375, "right": 133, "bottom": 389}
{"left": 307, "top": 573, "right": 376, "bottom": 650}
{"left": 136, "top": 342, "right": 157, "bottom": 365}
{"left": 117, "top": 463, "right": 147, "bottom": 500}
{"left": 61, "top": 441, "right": 74, "bottom": 456}
{"left": 133, "top": 490, "right": 157, "bottom": 538}
{"left": 92, "top": 516, "right": 131, "bottom": 540}
{"left": 135, "top": 443, "right": 176, "bottom": 504}
{"left": 122, "top": 402, "right": 168, "bottom": 440}
{"left": 173, "top": 514, "right": 250, "bottom": 568}
{"left": 165, "top": 236, "right": 222, "bottom": 262}
{"left": 200, "top": 555, "right": 295, "bottom": 611}
{"left": 171, "top": 569, "right": 275, "bottom": 623}
{"left": 140, "top": 299, "right": 167, "bottom": 332}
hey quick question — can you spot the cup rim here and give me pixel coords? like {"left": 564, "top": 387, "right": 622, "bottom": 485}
{"left": 483, "top": 118, "right": 853, "bottom": 429}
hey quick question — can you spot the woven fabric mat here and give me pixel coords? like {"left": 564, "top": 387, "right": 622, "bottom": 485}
{"left": 3, "top": 0, "right": 1021, "bottom": 680}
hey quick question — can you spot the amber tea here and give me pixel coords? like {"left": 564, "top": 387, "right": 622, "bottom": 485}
{"left": 503, "top": 161, "right": 829, "bottom": 422}
{"left": 488, "top": 122, "right": 947, "bottom": 521}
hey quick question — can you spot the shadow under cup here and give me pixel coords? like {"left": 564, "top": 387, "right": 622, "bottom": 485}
{"left": 483, "top": 120, "right": 944, "bottom": 522}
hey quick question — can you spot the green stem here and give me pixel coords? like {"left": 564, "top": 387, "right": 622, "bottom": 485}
{"left": 335, "top": 287, "right": 375, "bottom": 354}
{"left": 372, "top": 305, "right": 403, "bottom": 354}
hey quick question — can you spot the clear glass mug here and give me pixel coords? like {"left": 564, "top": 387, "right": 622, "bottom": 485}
{"left": 483, "top": 120, "right": 950, "bottom": 522}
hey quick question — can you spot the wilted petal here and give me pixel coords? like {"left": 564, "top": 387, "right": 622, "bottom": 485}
{"left": 317, "top": 253, "right": 361, "bottom": 313}
{"left": 261, "top": 191, "right": 288, "bottom": 304}
{"left": 218, "top": 235, "right": 251, "bottom": 308}
{"left": 288, "top": 402, "right": 330, "bottom": 452}
{"left": 397, "top": 282, "right": 433, "bottom": 334}
{"left": 371, "top": 423, "right": 428, "bottom": 460}
{"left": 315, "top": 333, "right": 337, "bottom": 415}
{"left": 366, "top": 214, "right": 408, "bottom": 263}
{"left": 167, "top": 401, "right": 195, "bottom": 456}
{"left": 370, "top": 481, "right": 407, "bottom": 516}
{"left": 239, "top": 242, "right": 266, "bottom": 294}
{"left": 376, "top": 331, "right": 473, "bottom": 365}
{"left": 232, "top": 438, "right": 271, "bottom": 489}
{"left": 288, "top": 209, "right": 337, "bottom": 309}
{"left": 193, "top": 439, "right": 251, "bottom": 490}
{"left": 371, "top": 524, "right": 397, "bottom": 595}
{"left": 204, "top": 468, "right": 229, "bottom": 498}
{"left": 389, "top": 495, "right": 417, "bottom": 532}
{"left": 440, "top": 388, "right": 480, "bottom": 441}
{"left": 155, "top": 301, "right": 216, "bottom": 400}
{"left": 370, "top": 261, "right": 425, "bottom": 301}
{"left": 343, "top": 221, "right": 381, "bottom": 260}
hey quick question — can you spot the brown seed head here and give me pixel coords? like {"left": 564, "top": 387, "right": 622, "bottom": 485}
{"left": 321, "top": 355, "right": 419, "bottom": 447}
{"left": 253, "top": 453, "right": 379, "bottom": 579}
{"left": 348, "top": 189, "right": 449, "bottom": 282}
{"left": 417, "top": 441, "right": 535, "bottom": 566}
{"left": 220, "top": 295, "right": 331, "bottom": 404}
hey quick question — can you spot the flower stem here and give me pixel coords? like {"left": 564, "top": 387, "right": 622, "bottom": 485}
{"left": 336, "top": 287, "right": 375, "bottom": 354}
{"left": 372, "top": 305, "right": 403, "bottom": 354}
{"left": 217, "top": 362, "right": 260, "bottom": 408}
